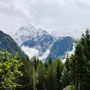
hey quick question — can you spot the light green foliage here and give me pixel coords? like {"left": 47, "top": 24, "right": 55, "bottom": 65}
{"left": 0, "top": 51, "right": 23, "bottom": 89}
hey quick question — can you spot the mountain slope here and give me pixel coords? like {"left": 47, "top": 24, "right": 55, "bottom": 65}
{"left": 0, "top": 30, "right": 23, "bottom": 55}
{"left": 12, "top": 24, "right": 75, "bottom": 61}
{"left": 46, "top": 37, "right": 74, "bottom": 61}
{"left": 21, "top": 29, "right": 54, "bottom": 54}
{"left": 13, "top": 24, "right": 53, "bottom": 47}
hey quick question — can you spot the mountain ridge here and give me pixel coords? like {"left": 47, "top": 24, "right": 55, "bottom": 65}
{"left": 0, "top": 30, "right": 24, "bottom": 56}
{"left": 11, "top": 24, "right": 75, "bottom": 61}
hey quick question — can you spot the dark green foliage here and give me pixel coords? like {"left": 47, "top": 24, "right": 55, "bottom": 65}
{"left": 56, "top": 63, "right": 62, "bottom": 90}
{"left": 65, "top": 54, "right": 70, "bottom": 72}
{"left": 62, "top": 55, "right": 71, "bottom": 89}
{"left": 61, "top": 29, "right": 90, "bottom": 90}
{"left": 48, "top": 56, "right": 52, "bottom": 65}
{"left": 73, "top": 30, "right": 90, "bottom": 90}
{"left": 67, "top": 29, "right": 90, "bottom": 90}
{"left": 46, "top": 64, "right": 57, "bottom": 90}
{"left": 16, "top": 56, "right": 33, "bottom": 90}
{"left": 44, "top": 62, "right": 48, "bottom": 69}
{"left": 62, "top": 67, "right": 71, "bottom": 89}
{"left": 36, "top": 62, "right": 47, "bottom": 90}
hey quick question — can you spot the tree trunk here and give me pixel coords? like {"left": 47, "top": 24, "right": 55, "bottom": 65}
{"left": 78, "top": 73, "right": 80, "bottom": 90}
{"left": 33, "top": 65, "right": 35, "bottom": 90}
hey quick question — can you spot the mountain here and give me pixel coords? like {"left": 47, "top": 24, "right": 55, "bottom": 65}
{"left": 12, "top": 24, "right": 75, "bottom": 62}
{"left": 13, "top": 25, "right": 38, "bottom": 46}
{"left": 46, "top": 37, "right": 74, "bottom": 61}
{"left": 12, "top": 25, "right": 54, "bottom": 61}
{"left": 13, "top": 24, "right": 54, "bottom": 47}
{"left": 0, "top": 30, "right": 23, "bottom": 55}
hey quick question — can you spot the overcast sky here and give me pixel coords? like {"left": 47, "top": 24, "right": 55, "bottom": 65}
{"left": 0, "top": 0, "right": 90, "bottom": 34}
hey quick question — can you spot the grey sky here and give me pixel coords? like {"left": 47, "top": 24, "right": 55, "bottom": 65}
{"left": 0, "top": 0, "right": 90, "bottom": 34}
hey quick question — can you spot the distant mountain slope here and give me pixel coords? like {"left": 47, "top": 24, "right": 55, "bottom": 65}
{"left": 12, "top": 24, "right": 75, "bottom": 61}
{"left": 0, "top": 30, "right": 23, "bottom": 55}
{"left": 46, "top": 37, "right": 74, "bottom": 61}
{"left": 21, "top": 30, "right": 54, "bottom": 54}
{"left": 13, "top": 24, "right": 53, "bottom": 47}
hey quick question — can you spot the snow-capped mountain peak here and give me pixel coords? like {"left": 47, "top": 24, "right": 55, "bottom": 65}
{"left": 12, "top": 24, "right": 74, "bottom": 62}
{"left": 13, "top": 24, "right": 50, "bottom": 46}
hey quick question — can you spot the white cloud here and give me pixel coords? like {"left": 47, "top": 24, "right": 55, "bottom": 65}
{"left": 0, "top": 0, "right": 90, "bottom": 34}
{"left": 39, "top": 49, "right": 50, "bottom": 62}
{"left": 21, "top": 45, "right": 50, "bottom": 62}
{"left": 21, "top": 46, "right": 39, "bottom": 59}
{"left": 78, "top": 0, "right": 90, "bottom": 5}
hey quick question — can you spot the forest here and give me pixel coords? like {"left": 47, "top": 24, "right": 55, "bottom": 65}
{"left": 0, "top": 29, "right": 90, "bottom": 90}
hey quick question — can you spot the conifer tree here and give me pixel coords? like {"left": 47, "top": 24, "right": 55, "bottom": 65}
{"left": 69, "top": 29, "right": 90, "bottom": 90}
{"left": 56, "top": 63, "right": 62, "bottom": 90}
{"left": 36, "top": 62, "right": 47, "bottom": 90}
{"left": 47, "top": 64, "right": 57, "bottom": 90}
{"left": 48, "top": 56, "right": 52, "bottom": 65}
{"left": 65, "top": 54, "right": 70, "bottom": 72}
